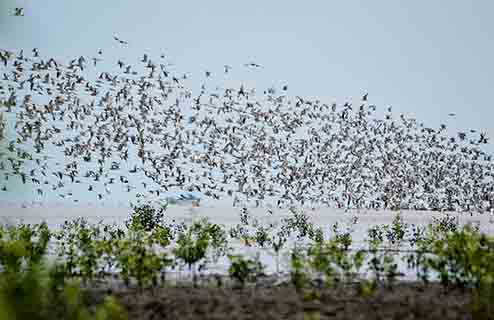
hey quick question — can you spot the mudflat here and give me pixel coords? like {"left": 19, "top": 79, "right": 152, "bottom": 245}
{"left": 86, "top": 283, "right": 478, "bottom": 320}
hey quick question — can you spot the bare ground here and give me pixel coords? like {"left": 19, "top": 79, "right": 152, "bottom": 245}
{"left": 85, "top": 283, "right": 487, "bottom": 320}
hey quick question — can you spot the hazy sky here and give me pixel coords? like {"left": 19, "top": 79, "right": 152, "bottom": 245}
{"left": 2, "top": 1, "right": 494, "bottom": 129}
{"left": 1, "top": 1, "right": 494, "bottom": 204}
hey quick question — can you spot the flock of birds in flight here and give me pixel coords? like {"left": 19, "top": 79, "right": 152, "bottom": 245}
{"left": 0, "top": 36, "right": 493, "bottom": 213}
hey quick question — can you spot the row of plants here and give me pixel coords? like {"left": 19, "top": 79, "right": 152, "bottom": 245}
{"left": 1, "top": 205, "right": 493, "bottom": 316}
{"left": 49, "top": 204, "right": 229, "bottom": 288}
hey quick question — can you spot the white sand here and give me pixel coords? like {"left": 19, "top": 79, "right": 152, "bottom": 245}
{"left": 1, "top": 204, "right": 493, "bottom": 233}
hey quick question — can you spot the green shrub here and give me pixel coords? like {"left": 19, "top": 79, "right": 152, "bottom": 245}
{"left": 204, "top": 222, "right": 229, "bottom": 262}
{"left": 366, "top": 225, "right": 399, "bottom": 285}
{"left": 290, "top": 246, "right": 310, "bottom": 291}
{"left": 228, "top": 254, "right": 264, "bottom": 287}
{"left": 55, "top": 219, "right": 104, "bottom": 283}
{"left": 308, "top": 234, "right": 366, "bottom": 287}
{"left": 149, "top": 225, "right": 173, "bottom": 248}
{"left": 308, "top": 226, "right": 324, "bottom": 244}
{"left": 0, "top": 222, "right": 51, "bottom": 273}
{"left": 126, "top": 204, "right": 165, "bottom": 232}
{"left": 385, "top": 213, "right": 408, "bottom": 245}
{"left": 254, "top": 225, "right": 271, "bottom": 248}
{"left": 426, "top": 224, "right": 494, "bottom": 288}
{"left": 0, "top": 262, "right": 127, "bottom": 320}
{"left": 173, "top": 219, "right": 211, "bottom": 284}
{"left": 282, "top": 210, "right": 314, "bottom": 240}
{"left": 115, "top": 233, "right": 170, "bottom": 289}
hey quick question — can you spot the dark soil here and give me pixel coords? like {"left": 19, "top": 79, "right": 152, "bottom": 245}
{"left": 87, "top": 283, "right": 487, "bottom": 320}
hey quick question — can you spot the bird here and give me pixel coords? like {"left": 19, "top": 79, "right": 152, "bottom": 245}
{"left": 0, "top": 47, "right": 493, "bottom": 215}
{"left": 113, "top": 35, "right": 128, "bottom": 45}
{"left": 92, "top": 57, "right": 102, "bottom": 66}
{"left": 244, "top": 62, "right": 262, "bottom": 68}
{"left": 13, "top": 8, "right": 24, "bottom": 16}
{"left": 479, "top": 132, "right": 489, "bottom": 144}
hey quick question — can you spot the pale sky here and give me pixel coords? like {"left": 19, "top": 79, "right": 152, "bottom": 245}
{"left": 1, "top": 0, "right": 493, "bottom": 204}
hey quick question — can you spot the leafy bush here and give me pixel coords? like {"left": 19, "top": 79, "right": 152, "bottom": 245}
{"left": 149, "top": 225, "right": 173, "bottom": 248}
{"left": 254, "top": 225, "right": 271, "bottom": 248}
{"left": 385, "top": 213, "right": 408, "bottom": 245}
{"left": 0, "top": 222, "right": 51, "bottom": 273}
{"left": 290, "top": 246, "right": 310, "bottom": 291}
{"left": 282, "top": 209, "right": 314, "bottom": 240}
{"left": 308, "top": 226, "right": 324, "bottom": 244}
{"left": 228, "top": 254, "right": 264, "bottom": 287}
{"left": 426, "top": 224, "right": 494, "bottom": 288}
{"left": 421, "top": 224, "right": 494, "bottom": 317}
{"left": 366, "top": 225, "right": 399, "bottom": 285}
{"left": 0, "top": 262, "right": 127, "bottom": 320}
{"left": 331, "top": 222, "right": 353, "bottom": 251}
{"left": 55, "top": 219, "right": 105, "bottom": 283}
{"left": 173, "top": 219, "right": 211, "bottom": 282}
{"left": 203, "top": 221, "right": 229, "bottom": 262}
{"left": 367, "top": 225, "right": 384, "bottom": 248}
{"left": 114, "top": 233, "right": 171, "bottom": 289}
{"left": 126, "top": 203, "right": 166, "bottom": 232}
{"left": 308, "top": 234, "right": 366, "bottom": 287}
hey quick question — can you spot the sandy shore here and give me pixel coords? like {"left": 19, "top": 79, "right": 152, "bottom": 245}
{"left": 1, "top": 203, "right": 493, "bottom": 234}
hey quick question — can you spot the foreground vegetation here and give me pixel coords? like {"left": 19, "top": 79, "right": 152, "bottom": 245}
{"left": 0, "top": 205, "right": 493, "bottom": 319}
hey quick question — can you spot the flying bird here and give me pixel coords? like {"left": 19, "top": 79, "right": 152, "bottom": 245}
{"left": 14, "top": 8, "right": 24, "bottom": 16}
{"left": 244, "top": 62, "right": 262, "bottom": 68}
{"left": 479, "top": 132, "right": 489, "bottom": 144}
{"left": 113, "top": 35, "right": 128, "bottom": 45}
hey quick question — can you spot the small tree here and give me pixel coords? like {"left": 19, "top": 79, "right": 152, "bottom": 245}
{"left": 115, "top": 235, "right": 169, "bottom": 289}
{"left": 0, "top": 222, "right": 51, "bottom": 274}
{"left": 290, "top": 246, "right": 310, "bottom": 291}
{"left": 126, "top": 204, "right": 166, "bottom": 232}
{"left": 228, "top": 254, "right": 264, "bottom": 288}
{"left": 173, "top": 219, "right": 211, "bottom": 286}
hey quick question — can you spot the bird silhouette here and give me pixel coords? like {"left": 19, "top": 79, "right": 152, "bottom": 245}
{"left": 113, "top": 35, "right": 128, "bottom": 45}
{"left": 13, "top": 8, "right": 24, "bottom": 16}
